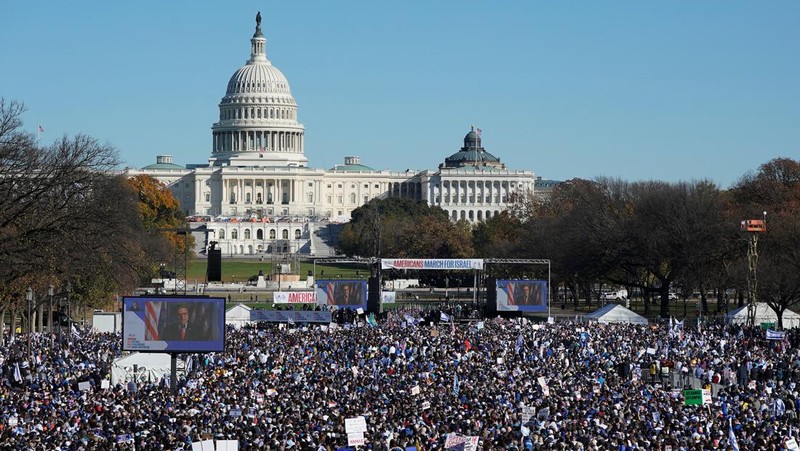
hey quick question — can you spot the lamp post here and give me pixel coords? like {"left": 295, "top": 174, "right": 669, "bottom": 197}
{"left": 48, "top": 285, "right": 54, "bottom": 346}
{"left": 64, "top": 282, "right": 71, "bottom": 344}
{"left": 25, "top": 287, "right": 33, "bottom": 359}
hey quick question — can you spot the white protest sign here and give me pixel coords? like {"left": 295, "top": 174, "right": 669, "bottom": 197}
{"left": 785, "top": 437, "right": 800, "bottom": 451}
{"left": 345, "top": 416, "right": 368, "bottom": 434}
{"left": 646, "top": 347, "right": 656, "bottom": 355}
{"left": 356, "top": 308, "right": 364, "bottom": 315}
{"left": 192, "top": 440, "right": 215, "bottom": 451}
{"left": 465, "top": 436, "right": 479, "bottom": 451}
{"left": 381, "top": 291, "right": 396, "bottom": 304}
{"left": 537, "top": 376, "right": 550, "bottom": 397}
{"left": 100, "top": 380, "right": 110, "bottom": 389}
{"left": 411, "top": 385, "right": 420, "bottom": 395}
{"left": 497, "top": 357, "right": 504, "bottom": 365}
{"left": 78, "top": 381, "right": 91, "bottom": 391}
{"left": 216, "top": 440, "right": 239, "bottom": 451}
{"left": 521, "top": 406, "right": 535, "bottom": 424}
{"left": 702, "top": 388, "right": 712, "bottom": 405}
{"left": 444, "top": 434, "right": 466, "bottom": 447}
{"left": 348, "top": 432, "right": 365, "bottom": 446}
{"left": 421, "top": 401, "right": 431, "bottom": 410}
{"left": 8, "top": 416, "right": 18, "bottom": 427}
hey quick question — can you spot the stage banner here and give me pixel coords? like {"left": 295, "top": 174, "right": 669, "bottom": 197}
{"left": 381, "top": 259, "right": 484, "bottom": 271}
{"left": 273, "top": 291, "right": 317, "bottom": 304}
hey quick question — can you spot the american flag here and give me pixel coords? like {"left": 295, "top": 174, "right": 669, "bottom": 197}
{"left": 144, "top": 302, "right": 161, "bottom": 340}
{"left": 326, "top": 282, "right": 336, "bottom": 305}
{"left": 476, "top": 128, "right": 482, "bottom": 137}
{"left": 505, "top": 282, "right": 516, "bottom": 305}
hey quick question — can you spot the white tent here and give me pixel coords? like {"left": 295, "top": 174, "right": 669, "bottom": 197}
{"left": 584, "top": 304, "right": 649, "bottom": 325}
{"left": 726, "top": 303, "right": 800, "bottom": 328}
{"left": 110, "top": 353, "right": 180, "bottom": 386}
{"left": 226, "top": 303, "right": 252, "bottom": 328}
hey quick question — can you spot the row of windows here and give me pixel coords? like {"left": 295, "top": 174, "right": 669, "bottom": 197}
{"left": 221, "top": 107, "right": 295, "bottom": 121}
{"left": 227, "top": 193, "right": 300, "bottom": 204}
{"left": 230, "top": 81, "right": 288, "bottom": 93}
{"left": 224, "top": 95, "right": 292, "bottom": 105}
{"left": 327, "top": 183, "right": 381, "bottom": 189}
{"left": 218, "top": 229, "right": 302, "bottom": 240}
{"left": 324, "top": 194, "right": 372, "bottom": 205}
{"left": 438, "top": 195, "right": 508, "bottom": 204}
{"left": 450, "top": 210, "right": 501, "bottom": 221}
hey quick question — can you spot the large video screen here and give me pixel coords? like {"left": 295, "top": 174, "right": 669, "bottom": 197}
{"left": 315, "top": 280, "right": 368, "bottom": 309}
{"left": 496, "top": 280, "right": 548, "bottom": 312}
{"left": 122, "top": 297, "right": 226, "bottom": 352}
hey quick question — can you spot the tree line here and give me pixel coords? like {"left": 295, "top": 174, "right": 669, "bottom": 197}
{"left": 0, "top": 99, "right": 185, "bottom": 334}
{"left": 338, "top": 158, "right": 800, "bottom": 327}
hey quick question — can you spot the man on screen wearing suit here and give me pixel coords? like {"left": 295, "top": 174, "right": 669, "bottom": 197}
{"left": 517, "top": 283, "right": 541, "bottom": 306}
{"left": 335, "top": 283, "right": 360, "bottom": 306}
{"left": 161, "top": 304, "right": 205, "bottom": 341}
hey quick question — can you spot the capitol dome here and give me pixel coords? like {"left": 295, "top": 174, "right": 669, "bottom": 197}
{"left": 225, "top": 63, "right": 292, "bottom": 97}
{"left": 210, "top": 12, "right": 307, "bottom": 168}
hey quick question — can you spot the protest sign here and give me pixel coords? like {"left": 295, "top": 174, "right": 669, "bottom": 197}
{"left": 345, "top": 416, "right": 367, "bottom": 434}
{"left": 348, "top": 432, "right": 365, "bottom": 446}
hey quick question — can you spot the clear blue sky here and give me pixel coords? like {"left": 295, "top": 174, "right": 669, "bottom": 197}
{"left": 2, "top": 1, "right": 798, "bottom": 189}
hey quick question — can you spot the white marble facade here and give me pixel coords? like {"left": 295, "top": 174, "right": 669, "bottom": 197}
{"left": 128, "top": 14, "right": 535, "bottom": 256}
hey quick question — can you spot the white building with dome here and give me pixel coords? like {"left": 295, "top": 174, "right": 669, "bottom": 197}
{"left": 129, "top": 13, "right": 536, "bottom": 256}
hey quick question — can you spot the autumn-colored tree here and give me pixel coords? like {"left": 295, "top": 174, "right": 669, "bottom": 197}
{"left": 402, "top": 217, "right": 474, "bottom": 258}
{"left": 128, "top": 174, "right": 182, "bottom": 229}
{"left": 472, "top": 211, "right": 522, "bottom": 257}
{"left": 126, "top": 174, "right": 193, "bottom": 262}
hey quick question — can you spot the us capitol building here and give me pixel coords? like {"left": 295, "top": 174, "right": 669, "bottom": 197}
{"left": 129, "top": 13, "right": 538, "bottom": 256}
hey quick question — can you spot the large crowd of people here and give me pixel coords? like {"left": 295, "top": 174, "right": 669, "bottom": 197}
{"left": 1, "top": 308, "right": 799, "bottom": 450}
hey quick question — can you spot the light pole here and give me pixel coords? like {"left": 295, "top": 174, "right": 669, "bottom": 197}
{"left": 64, "top": 282, "right": 71, "bottom": 344}
{"left": 25, "top": 287, "right": 33, "bottom": 359}
{"left": 48, "top": 285, "right": 54, "bottom": 346}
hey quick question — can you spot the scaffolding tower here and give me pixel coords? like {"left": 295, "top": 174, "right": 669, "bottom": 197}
{"left": 741, "top": 216, "right": 766, "bottom": 327}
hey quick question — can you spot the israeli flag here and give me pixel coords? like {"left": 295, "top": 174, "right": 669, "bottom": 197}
{"left": 766, "top": 329, "right": 786, "bottom": 341}
{"left": 728, "top": 418, "right": 739, "bottom": 451}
